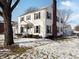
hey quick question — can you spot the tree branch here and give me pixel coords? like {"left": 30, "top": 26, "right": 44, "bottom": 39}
{"left": 0, "top": 1, "right": 4, "bottom": 10}
{"left": 11, "top": 0, "right": 20, "bottom": 12}
{"left": 8, "top": 0, "right": 12, "bottom": 6}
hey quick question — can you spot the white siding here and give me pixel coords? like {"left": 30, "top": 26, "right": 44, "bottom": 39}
{"left": 18, "top": 7, "right": 64, "bottom": 37}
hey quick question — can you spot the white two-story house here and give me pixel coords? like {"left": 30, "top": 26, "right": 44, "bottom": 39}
{"left": 18, "top": 7, "right": 64, "bottom": 38}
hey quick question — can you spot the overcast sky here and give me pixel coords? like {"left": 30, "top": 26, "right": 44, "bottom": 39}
{"left": 12, "top": 0, "right": 79, "bottom": 29}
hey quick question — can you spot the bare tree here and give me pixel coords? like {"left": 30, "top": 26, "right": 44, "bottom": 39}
{"left": 0, "top": 0, "right": 20, "bottom": 46}
{"left": 52, "top": 0, "right": 57, "bottom": 39}
{"left": 22, "top": 7, "right": 38, "bottom": 16}
{"left": 59, "top": 9, "right": 72, "bottom": 24}
{"left": 26, "top": 7, "right": 38, "bottom": 14}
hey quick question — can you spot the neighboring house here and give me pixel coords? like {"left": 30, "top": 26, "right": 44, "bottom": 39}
{"left": 12, "top": 22, "right": 18, "bottom": 34}
{"left": 73, "top": 25, "right": 79, "bottom": 36}
{"left": 0, "top": 21, "right": 18, "bottom": 37}
{"left": 18, "top": 7, "right": 64, "bottom": 38}
{"left": 63, "top": 24, "right": 73, "bottom": 36}
{"left": 12, "top": 24, "right": 18, "bottom": 38}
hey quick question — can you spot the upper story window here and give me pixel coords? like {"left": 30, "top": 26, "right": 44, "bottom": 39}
{"left": 46, "top": 25, "right": 51, "bottom": 33}
{"left": 34, "top": 25, "right": 40, "bottom": 33}
{"left": 20, "top": 17, "right": 24, "bottom": 22}
{"left": 26, "top": 15, "right": 31, "bottom": 20}
{"left": 34, "top": 12, "right": 40, "bottom": 19}
{"left": 46, "top": 12, "right": 51, "bottom": 19}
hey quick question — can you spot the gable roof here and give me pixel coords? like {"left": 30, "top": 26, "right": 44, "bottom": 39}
{"left": 20, "top": 6, "right": 50, "bottom": 16}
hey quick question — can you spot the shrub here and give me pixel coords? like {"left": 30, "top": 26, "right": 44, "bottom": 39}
{"left": 15, "top": 34, "right": 22, "bottom": 38}
{"left": 22, "top": 34, "right": 42, "bottom": 38}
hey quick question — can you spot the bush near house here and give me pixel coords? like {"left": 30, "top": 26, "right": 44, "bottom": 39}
{"left": 22, "top": 34, "right": 42, "bottom": 38}
{"left": 15, "top": 34, "right": 23, "bottom": 38}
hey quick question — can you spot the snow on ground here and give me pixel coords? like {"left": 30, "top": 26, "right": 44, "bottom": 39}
{"left": 13, "top": 37, "right": 79, "bottom": 59}
{"left": 33, "top": 38, "right": 79, "bottom": 59}
{"left": 14, "top": 38, "right": 50, "bottom": 47}
{"left": 0, "top": 36, "right": 79, "bottom": 59}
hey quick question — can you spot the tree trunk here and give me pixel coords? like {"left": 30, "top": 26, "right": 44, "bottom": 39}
{"left": 3, "top": 7, "right": 14, "bottom": 46}
{"left": 52, "top": 0, "right": 57, "bottom": 39}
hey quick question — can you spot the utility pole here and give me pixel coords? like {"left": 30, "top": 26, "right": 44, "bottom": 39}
{"left": 52, "top": 0, "right": 57, "bottom": 39}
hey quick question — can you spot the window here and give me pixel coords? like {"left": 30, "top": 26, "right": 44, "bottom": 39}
{"left": 26, "top": 15, "right": 31, "bottom": 20}
{"left": 61, "top": 18, "right": 63, "bottom": 23}
{"left": 46, "top": 25, "right": 51, "bottom": 33}
{"left": 61, "top": 20, "right": 63, "bottom": 23}
{"left": 20, "top": 17, "right": 24, "bottom": 22}
{"left": 46, "top": 12, "right": 51, "bottom": 19}
{"left": 20, "top": 27, "right": 24, "bottom": 33}
{"left": 34, "top": 26, "right": 40, "bottom": 33}
{"left": 57, "top": 27, "right": 59, "bottom": 33}
{"left": 57, "top": 17, "right": 59, "bottom": 22}
{"left": 61, "top": 28, "right": 63, "bottom": 32}
{"left": 34, "top": 12, "right": 40, "bottom": 19}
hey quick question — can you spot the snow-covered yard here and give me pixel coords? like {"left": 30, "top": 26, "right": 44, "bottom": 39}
{"left": 14, "top": 38, "right": 50, "bottom": 47}
{"left": 0, "top": 37, "right": 79, "bottom": 59}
